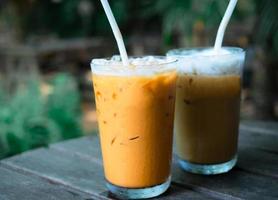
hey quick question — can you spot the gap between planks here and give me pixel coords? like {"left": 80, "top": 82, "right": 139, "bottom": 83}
{"left": 239, "top": 124, "right": 278, "bottom": 136}
{"left": 0, "top": 154, "right": 111, "bottom": 200}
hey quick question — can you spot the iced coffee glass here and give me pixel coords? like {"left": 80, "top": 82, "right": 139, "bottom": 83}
{"left": 91, "top": 56, "right": 177, "bottom": 199}
{"left": 167, "top": 47, "right": 245, "bottom": 175}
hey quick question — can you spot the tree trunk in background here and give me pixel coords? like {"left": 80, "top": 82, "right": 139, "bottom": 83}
{"left": 192, "top": 20, "right": 208, "bottom": 47}
{"left": 252, "top": 47, "right": 275, "bottom": 119}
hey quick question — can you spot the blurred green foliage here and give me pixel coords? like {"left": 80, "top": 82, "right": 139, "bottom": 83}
{"left": 14, "top": 0, "right": 132, "bottom": 38}
{"left": 253, "top": 0, "right": 278, "bottom": 56}
{"left": 0, "top": 73, "right": 83, "bottom": 159}
{"left": 142, "top": 0, "right": 277, "bottom": 53}
{"left": 47, "top": 74, "right": 82, "bottom": 140}
{"left": 141, "top": 0, "right": 253, "bottom": 44}
{"left": 2, "top": 0, "right": 276, "bottom": 53}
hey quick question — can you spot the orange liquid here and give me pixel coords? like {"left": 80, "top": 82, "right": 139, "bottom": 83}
{"left": 92, "top": 72, "right": 176, "bottom": 188}
{"left": 175, "top": 74, "right": 241, "bottom": 164}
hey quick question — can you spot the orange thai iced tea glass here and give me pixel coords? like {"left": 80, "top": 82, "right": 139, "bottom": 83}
{"left": 90, "top": 56, "right": 177, "bottom": 199}
{"left": 167, "top": 47, "right": 245, "bottom": 175}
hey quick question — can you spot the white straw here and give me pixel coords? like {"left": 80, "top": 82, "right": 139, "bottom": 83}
{"left": 100, "top": 0, "right": 129, "bottom": 66}
{"left": 214, "top": 0, "right": 238, "bottom": 52}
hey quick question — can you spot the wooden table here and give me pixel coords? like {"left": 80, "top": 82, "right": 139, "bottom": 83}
{"left": 0, "top": 121, "right": 277, "bottom": 200}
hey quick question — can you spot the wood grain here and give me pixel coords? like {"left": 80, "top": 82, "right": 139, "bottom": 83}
{"left": 171, "top": 157, "right": 278, "bottom": 200}
{"left": 51, "top": 135, "right": 278, "bottom": 199}
{"left": 1, "top": 148, "right": 107, "bottom": 198}
{"left": 1, "top": 121, "right": 277, "bottom": 200}
{"left": 0, "top": 166, "right": 91, "bottom": 200}
{"left": 1, "top": 139, "right": 216, "bottom": 199}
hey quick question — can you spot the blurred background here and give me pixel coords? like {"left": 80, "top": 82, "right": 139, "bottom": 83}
{"left": 0, "top": 0, "right": 277, "bottom": 159}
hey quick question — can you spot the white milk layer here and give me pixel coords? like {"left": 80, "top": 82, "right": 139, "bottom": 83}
{"left": 167, "top": 47, "right": 245, "bottom": 75}
{"left": 91, "top": 56, "right": 177, "bottom": 76}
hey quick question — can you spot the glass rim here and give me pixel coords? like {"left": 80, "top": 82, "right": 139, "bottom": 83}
{"left": 90, "top": 55, "right": 177, "bottom": 76}
{"left": 166, "top": 47, "right": 245, "bottom": 58}
{"left": 91, "top": 55, "right": 177, "bottom": 68}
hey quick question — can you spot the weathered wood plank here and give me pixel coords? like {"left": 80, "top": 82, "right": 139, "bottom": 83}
{"left": 171, "top": 157, "right": 278, "bottom": 200}
{"left": 51, "top": 121, "right": 278, "bottom": 158}
{"left": 97, "top": 185, "right": 216, "bottom": 200}
{"left": 51, "top": 138, "right": 219, "bottom": 199}
{"left": 51, "top": 135, "right": 102, "bottom": 164}
{"left": 158, "top": 185, "right": 217, "bottom": 200}
{"left": 1, "top": 148, "right": 107, "bottom": 199}
{"left": 240, "top": 121, "right": 278, "bottom": 136}
{"left": 52, "top": 132, "right": 278, "bottom": 178}
{"left": 239, "top": 130, "right": 278, "bottom": 153}
{"left": 3, "top": 121, "right": 277, "bottom": 200}
{"left": 3, "top": 142, "right": 216, "bottom": 199}
{"left": 51, "top": 134, "right": 278, "bottom": 199}
{"left": 0, "top": 166, "right": 91, "bottom": 200}
{"left": 237, "top": 147, "right": 278, "bottom": 178}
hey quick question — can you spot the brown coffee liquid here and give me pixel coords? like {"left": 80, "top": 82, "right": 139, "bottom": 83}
{"left": 175, "top": 74, "right": 241, "bottom": 164}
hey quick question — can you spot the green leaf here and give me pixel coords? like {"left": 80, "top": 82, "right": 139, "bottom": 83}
{"left": 6, "top": 131, "right": 29, "bottom": 156}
